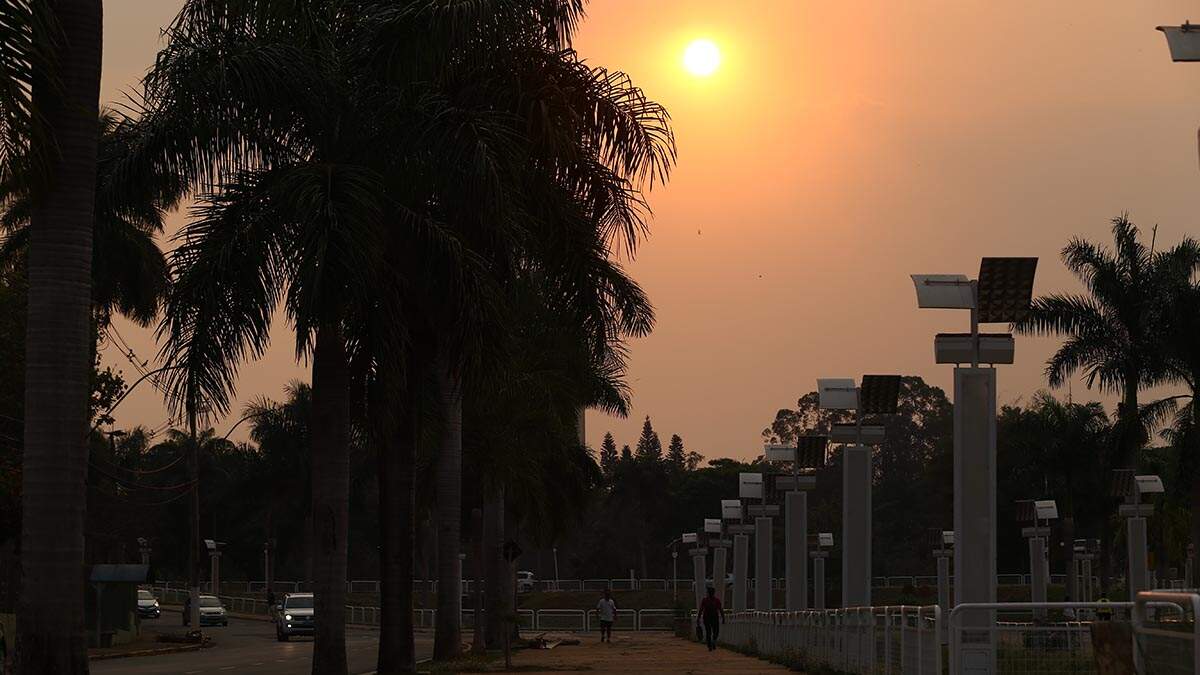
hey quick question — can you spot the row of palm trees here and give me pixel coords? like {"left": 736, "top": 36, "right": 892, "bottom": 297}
{"left": 1, "top": 1, "right": 674, "bottom": 673}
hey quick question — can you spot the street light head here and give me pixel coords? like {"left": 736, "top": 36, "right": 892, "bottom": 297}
{"left": 720, "top": 499, "right": 743, "bottom": 520}
{"left": 911, "top": 274, "right": 974, "bottom": 309}
{"left": 818, "top": 532, "right": 834, "bottom": 548}
{"left": 859, "top": 375, "right": 902, "bottom": 414}
{"left": 682, "top": 532, "right": 698, "bottom": 544}
{"left": 204, "top": 539, "right": 217, "bottom": 551}
{"left": 1034, "top": 500, "right": 1059, "bottom": 521}
{"left": 1158, "top": 23, "right": 1200, "bottom": 62}
{"left": 1135, "top": 474, "right": 1165, "bottom": 497}
{"left": 704, "top": 518, "right": 722, "bottom": 534}
{"left": 976, "top": 257, "right": 1038, "bottom": 323}
{"left": 817, "top": 378, "right": 857, "bottom": 410}
{"left": 738, "top": 472, "right": 764, "bottom": 500}
{"left": 934, "top": 333, "right": 1015, "bottom": 364}
{"left": 763, "top": 444, "right": 796, "bottom": 463}
{"left": 942, "top": 530, "right": 955, "bottom": 547}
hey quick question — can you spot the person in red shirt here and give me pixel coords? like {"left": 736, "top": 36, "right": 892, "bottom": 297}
{"left": 696, "top": 586, "right": 725, "bottom": 651}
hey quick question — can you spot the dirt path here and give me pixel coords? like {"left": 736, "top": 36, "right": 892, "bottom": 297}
{"left": 506, "top": 632, "right": 793, "bottom": 673}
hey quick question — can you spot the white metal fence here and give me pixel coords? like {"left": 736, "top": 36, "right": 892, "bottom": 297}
{"left": 1133, "top": 591, "right": 1200, "bottom": 675}
{"left": 720, "top": 606, "right": 941, "bottom": 674}
{"left": 948, "top": 599, "right": 1199, "bottom": 674}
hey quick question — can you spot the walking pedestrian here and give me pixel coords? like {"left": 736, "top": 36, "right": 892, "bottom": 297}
{"left": 596, "top": 589, "right": 617, "bottom": 643}
{"left": 697, "top": 586, "right": 725, "bottom": 651}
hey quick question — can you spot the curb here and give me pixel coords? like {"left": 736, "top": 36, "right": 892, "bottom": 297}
{"left": 89, "top": 642, "right": 206, "bottom": 661}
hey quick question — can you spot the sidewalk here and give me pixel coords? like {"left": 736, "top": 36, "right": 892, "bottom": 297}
{"left": 506, "top": 632, "right": 792, "bottom": 673}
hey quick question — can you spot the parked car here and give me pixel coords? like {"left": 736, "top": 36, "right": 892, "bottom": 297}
{"left": 183, "top": 595, "right": 228, "bottom": 627}
{"left": 276, "top": 592, "right": 314, "bottom": 641}
{"left": 136, "top": 589, "right": 160, "bottom": 619}
{"left": 517, "top": 571, "right": 536, "bottom": 593}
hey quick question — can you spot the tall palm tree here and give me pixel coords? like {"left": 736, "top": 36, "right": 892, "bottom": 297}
{"left": 1145, "top": 270, "right": 1200, "bottom": 562}
{"left": 1014, "top": 216, "right": 1195, "bottom": 469}
{"left": 1, "top": 110, "right": 174, "bottom": 326}
{"left": 16, "top": 0, "right": 103, "bottom": 671}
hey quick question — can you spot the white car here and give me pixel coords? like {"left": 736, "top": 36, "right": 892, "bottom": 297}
{"left": 276, "top": 592, "right": 314, "bottom": 641}
{"left": 183, "top": 595, "right": 228, "bottom": 627}
{"left": 136, "top": 589, "right": 160, "bottom": 619}
{"left": 517, "top": 571, "right": 536, "bottom": 593}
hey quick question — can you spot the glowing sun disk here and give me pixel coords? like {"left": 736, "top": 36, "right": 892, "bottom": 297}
{"left": 683, "top": 39, "right": 721, "bottom": 77}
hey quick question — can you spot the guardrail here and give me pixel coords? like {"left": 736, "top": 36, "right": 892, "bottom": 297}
{"left": 1133, "top": 591, "right": 1200, "bottom": 674}
{"left": 721, "top": 606, "right": 941, "bottom": 674}
{"left": 946, "top": 600, "right": 1194, "bottom": 673}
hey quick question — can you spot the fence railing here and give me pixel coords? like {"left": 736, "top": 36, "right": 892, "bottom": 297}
{"left": 1133, "top": 591, "right": 1200, "bottom": 674}
{"left": 951, "top": 601, "right": 1118, "bottom": 674}
{"left": 720, "top": 606, "right": 941, "bottom": 674}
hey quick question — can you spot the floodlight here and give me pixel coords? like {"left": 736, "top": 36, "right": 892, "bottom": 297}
{"left": 818, "top": 378, "right": 858, "bottom": 410}
{"left": 818, "top": 532, "right": 834, "bottom": 548}
{"left": 772, "top": 474, "right": 817, "bottom": 491}
{"left": 764, "top": 444, "right": 795, "bottom": 463}
{"left": 976, "top": 257, "right": 1038, "bottom": 323}
{"left": 1034, "top": 500, "right": 1058, "bottom": 521}
{"left": 721, "top": 499, "right": 743, "bottom": 520}
{"left": 738, "top": 472, "right": 764, "bottom": 500}
{"left": 682, "top": 532, "right": 698, "bottom": 544}
{"left": 1111, "top": 469, "right": 1135, "bottom": 498}
{"left": 911, "top": 274, "right": 974, "bottom": 309}
{"left": 1135, "top": 475, "right": 1165, "bottom": 496}
{"left": 859, "top": 375, "right": 902, "bottom": 414}
{"left": 1158, "top": 24, "right": 1200, "bottom": 62}
{"left": 204, "top": 539, "right": 217, "bottom": 551}
{"left": 934, "top": 333, "right": 1015, "bottom": 365}
{"left": 830, "top": 423, "right": 885, "bottom": 445}
{"left": 746, "top": 504, "right": 781, "bottom": 517}
{"left": 943, "top": 530, "right": 955, "bottom": 546}
{"left": 704, "top": 518, "right": 722, "bottom": 534}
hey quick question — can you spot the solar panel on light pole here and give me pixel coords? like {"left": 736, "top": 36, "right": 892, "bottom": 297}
{"left": 818, "top": 374, "right": 901, "bottom": 609}
{"left": 912, "top": 256, "right": 1037, "bottom": 675}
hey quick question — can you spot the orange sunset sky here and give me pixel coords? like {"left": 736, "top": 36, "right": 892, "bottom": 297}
{"left": 101, "top": 1, "right": 1200, "bottom": 460}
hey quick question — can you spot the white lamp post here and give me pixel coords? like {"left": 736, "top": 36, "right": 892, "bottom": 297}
{"left": 137, "top": 537, "right": 152, "bottom": 567}
{"left": 811, "top": 532, "right": 834, "bottom": 610}
{"left": 683, "top": 531, "right": 704, "bottom": 614}
{"left": 818, "top": 375, "right": 901, "bottom": 608}
{"left": 1113, "top": 470, "right": 1164, "bottom": 601}
{"left": 931, "top": 529, "right": 954, "bottom": 644}
{"left": 765, "top": 437, "right": 826, "bottom": 610}
{"left": 913, "top": 256, "right": 1038, "bottom": 675}
{"left": 1016, "top": 500, "right": 1057, "bottom": 618}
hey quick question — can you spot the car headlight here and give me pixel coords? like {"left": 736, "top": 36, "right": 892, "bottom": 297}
{"left": 153, "top": 600, "right": 159, "bottom": 607}
{"left": 285, "top": 614, "right": 292, "bottom": 621}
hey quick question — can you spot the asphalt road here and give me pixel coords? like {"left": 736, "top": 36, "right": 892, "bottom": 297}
{"left": 92, "top": 612, "right": 432, "bottom": 675}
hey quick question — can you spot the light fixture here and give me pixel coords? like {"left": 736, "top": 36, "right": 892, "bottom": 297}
{"left": 1158, "top": 23, "right": 1200, "bottom": 62}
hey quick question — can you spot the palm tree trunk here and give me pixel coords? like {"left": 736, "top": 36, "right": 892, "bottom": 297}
{"left": 483, "top": 481, "right": 504, "bottom": 649}
{"left": 187, "top": 412, "right": 201, "bottom": 629}
{"left": 433, "top": 357, "right": 463, "bottom": 660}
{"left": 1119, "top": 377, "right": 1141, "bottom": 468}
{"left": 376, "top": 380, "right": 416, "bottom": 674}
{"left": 310, "top": 323, "right": 350, "bottom": 675}
{"left": 17, "top": 0, "right": 102, "bottom": 670}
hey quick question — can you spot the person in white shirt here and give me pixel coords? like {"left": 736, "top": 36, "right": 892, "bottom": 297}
{"left": 596, "top": 589, "right": 617, "bottom": 642}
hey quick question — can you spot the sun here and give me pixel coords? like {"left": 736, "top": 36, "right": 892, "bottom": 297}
{"left": 683, "top": 39, "right": 721, "bottom": 77}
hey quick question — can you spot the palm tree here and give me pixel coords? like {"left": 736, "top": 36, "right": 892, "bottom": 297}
{"left": 16, "top": 0, "right": 103, "bottom": 671}
{"left": 1, "top": 110, "right": 174, "bottom": 326}
{"left": 1145, "top": 271, "right": 1200, "bottom": 562}
{"left": 1014, "top": 216, "right": 1196, "bottom": 469}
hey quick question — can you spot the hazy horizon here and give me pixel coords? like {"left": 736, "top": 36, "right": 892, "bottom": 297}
{"left": 101, "top": 1, "right": 1200, "bottom": 460}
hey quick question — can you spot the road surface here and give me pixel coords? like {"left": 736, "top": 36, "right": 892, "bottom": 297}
{"left": 92, "top": 612, "right": 432, "bottom": 675}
